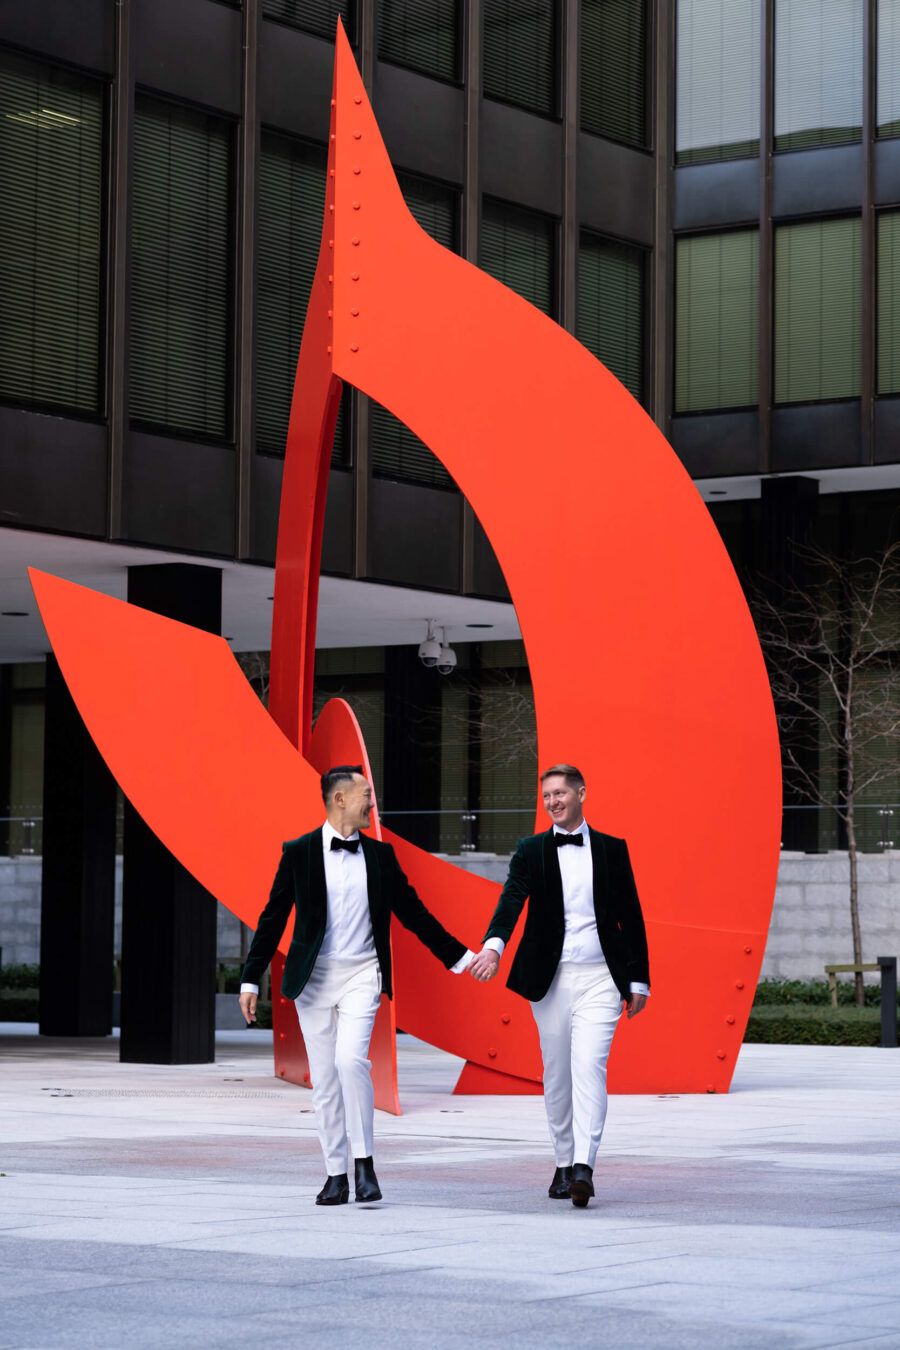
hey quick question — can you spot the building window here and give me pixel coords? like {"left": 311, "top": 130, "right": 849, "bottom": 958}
{"left": 480, "top": 197, "right": 556, "bottom": 317}
{"left": 262, "top": 0, "right": 355, "bottom": 42}
{"left": 483, "top": 0, "right": 558, "bottom": 117}
{"left": 256, "top": 132, "right": 348, "bottom": 464}
{"left": 580, "top": 0, "right": 648, "bottom": 149}
{"left": 576, "top": 232, "right": 646, "bottom": 405}
{"left": 130, "top": 96, "right": 233, "bottom": 440}
{"left": 371, "top": 173, "right": 460, "bottom": 488}
{"left": 877, "top": 212, "right": 900, "bottom": 396}
{"left": 774, "top": 0, "right": 863, "bottom": 152}
{"left": 774, "top": 217, "right": 861, "bottom": 404}
{"left": 878, "top": 0, "right": 900, "bottom": 138}
{"left": 377, "top": 0, "right": 461, "bottom": 84}
{"left": 675, "top": 230, "right": 759, "bottom": 414}
{"left": 676, "top": 0, "right": 760, "bottom": 166}
{"left": 0, "top": 54, "right": 103, "bottom": 415}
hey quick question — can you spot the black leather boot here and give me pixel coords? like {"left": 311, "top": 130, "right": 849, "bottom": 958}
{"left": 316, "top": 1173, "right": 349, "bottom": 1205}
{"left": 548, "top": 1166, "right": 573, "bottom": 1199}
{"left": 354, "top": 1156, "right": 382, "bottom": 1202}
{"left": 569, "top": 1163, "right": 594, "bottom": 1208}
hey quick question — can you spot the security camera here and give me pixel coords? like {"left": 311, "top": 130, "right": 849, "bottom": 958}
{"left": 418, "top": 620, "right": 442, "bottom": 668}
{"left": 437, "top": 628, "right": 457, "bottom": 675}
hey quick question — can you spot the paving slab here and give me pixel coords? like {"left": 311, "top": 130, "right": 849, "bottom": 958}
{"left": 1, "top": 1025, "right": 899, "bottom": 1349}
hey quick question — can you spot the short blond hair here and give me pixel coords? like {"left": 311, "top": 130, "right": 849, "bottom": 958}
{"left": 540, "top": 763, "right": 585, "bottom": 790}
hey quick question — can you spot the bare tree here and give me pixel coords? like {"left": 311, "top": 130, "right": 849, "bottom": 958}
{"left": 437, "top": 667, "right": 537, "bottom": 773}
{"left": 751, "top": 540, "right": 900, "bottom": 1004}
{"left": 236, "top": 650, "right": 270, "bottom": 707}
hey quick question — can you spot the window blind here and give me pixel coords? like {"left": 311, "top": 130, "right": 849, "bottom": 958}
{"left": 483, "top": 0, "right": 558, "bottom": 117}
{"left": 675, "top": 231, "right": 759, "bottom": 413}
{"left": 256, "top": 132, "right": 348, "bottom": 464}
{"left": 878, "top": 0, "right": 900, "bottom": 138}
{"left": 371, "top": 173, "right": 459, "bottom": 487}
{"left": 774, "top": 0, "right": 863, "bottom": 151}
{"left": 877, "top": 212, "right": 900, "bottom": 395}
{"left": 576, "top": 233, "right": 645, "bottom": 404}
{"left": 262, "top": 0, "right": 354, "bottom": 41}
{"left": 774, "top": 217, "right": 861, "bottom": 404}
{"left": 0, "top": 55, "right": 103, "bottom": 414}
{"left": 480, "top": 197, "right": 555, "bottom": 316}
{"left": 377, "top": 0, "right": 461, "bottom": 83}
{"left": 580, "top": 0, "right": 648, "bottom": 148}
{"left": 676, "top": 0, "right": 760, "bottom": 165}
{"left": 130, "top": 96, "right": 232, "bottom": 439}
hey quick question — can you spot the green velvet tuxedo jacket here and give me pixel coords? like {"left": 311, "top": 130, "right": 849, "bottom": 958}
{"left": 484, "top": 827, "right": 650, "bottom": 1003}
{"left": 241, "top": 829, "right": 467, "bottom": 1000}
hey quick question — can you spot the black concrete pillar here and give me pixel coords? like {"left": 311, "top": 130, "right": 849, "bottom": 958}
{"left": 383, "top": 645, "right": 442, "bottom": 852}
{"left": 760, "top": 477, "right": 820, "bottom": 853}
{"left": 120, "top": 564, "right": 221, "bottom": 1064}
{"left": 39, "top": 654, "right": 117, "bottom": 1036}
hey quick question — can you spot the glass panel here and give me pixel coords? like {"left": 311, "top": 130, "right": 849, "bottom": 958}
{"left": 480, "top": 198, "right": 555, "bottom": 317}
{"left": 0, "top": 55, "right": 103, "bottom": 414}
{"left": 774, "top": 0, "right": 863, "bottom": 151}
{"left": 774, "top": 217, "right": 861, "bottom": 403}
{"left": 877, "top": 212, "right": 900, "bottom": 395}
{"left": 675, "top": 231, "right": 759, "bottom": 413}
{"left": 130, "top": 97, "right": 232, "bottom": 438}
{"left": 577, "top": 232, "right": 645, "bottom": 404}
{"left": 580, "top": 0, "right": 648, "bottom": 148}
{"left": 377, "top": 0, "right": 461, "bottom": 82}
{"left": 483, "top": 0, "right": 558, "bottom": 117}
{"left": 262, "top": 0, "right": 354, "bottom": 41}
{"left": 878, "top": 0, "right": 900, "bottom": 138}
{"left": 256, "top": 133, "right": 348, "bottom": 464}
{"left": 676, "top": 0, "right": 761, "bottom": 165}
{"left": 370, "top": 172, "right": 460, "bottom": 488}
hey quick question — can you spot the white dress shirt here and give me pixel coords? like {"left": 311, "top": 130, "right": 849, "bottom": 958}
{"left": 241, "top": 822, "right": 473, "bottom": 994}
{"left": 483, "top": 819, "right": 649, "bottom": 996}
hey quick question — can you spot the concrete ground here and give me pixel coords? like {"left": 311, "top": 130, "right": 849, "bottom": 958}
{"left": 1, "top": 1026, "right": 899, "bottom": 1350}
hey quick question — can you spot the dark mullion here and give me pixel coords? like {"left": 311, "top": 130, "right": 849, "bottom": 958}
{"left": 759, "top": 0, "right": 774, "bottom": 474}
{"left": 560, "top": 0, "right": 578, "bottom": 334}
{"left": 652, "top": 0, "right": 673, "bottom": 433}
{"left": 861, "top": 0, "right": 876, "bottom": 464}
{"left": 107, "top": 0, "right": 134, "bottom": 540}
{"left": 237, "top": 0, "right": 261, "bottom": 559}
{"left": 460, "top": 0, "right": 480, "bottom": 595}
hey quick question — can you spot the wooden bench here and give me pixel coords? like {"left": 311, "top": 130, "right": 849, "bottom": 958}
{"left": 824, "top": 959, "right": 898, "bottom": 1048}
{"left": 825, "top": 962, "right": 880, "bottom": 1007}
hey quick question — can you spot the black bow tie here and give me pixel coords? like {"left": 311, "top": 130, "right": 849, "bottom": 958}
{"left": 555, "top": 833, "right": 584, "bottom": 847}
{"left": 331, "top": 836, "right": 360, "bottom": 853}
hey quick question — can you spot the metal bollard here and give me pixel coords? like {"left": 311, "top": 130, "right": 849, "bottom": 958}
{"left": 877, "top": 956, "right": 898, "bottom": 1048}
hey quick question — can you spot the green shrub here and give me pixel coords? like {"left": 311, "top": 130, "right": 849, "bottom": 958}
{"left": 0, "top": 964, "right": 40, "bottom": 992}
{"left": 0, "top": 988, "right": 39, "bottom": 1021}
{"left": 744, "top": 1004, "right": 883, "bottom": 1047}
{"left": 753, "top": 978, "right": 887, "bottom": 1008}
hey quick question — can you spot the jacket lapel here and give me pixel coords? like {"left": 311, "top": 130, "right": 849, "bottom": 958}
{"left": 588, "top": 827, "right": 609, "bottom": 923}
{"left": 541, "top": 828, "right": 565, "bottom": 923}
{"left": 359, "top": 834, "right": 382, "bottom": 921}
{"left": 306, "top": 828, "right": 328, "bottom": 923}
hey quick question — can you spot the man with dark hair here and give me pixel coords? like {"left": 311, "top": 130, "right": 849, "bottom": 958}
{"left": 469, "top": 763, "right": 649, "bottom": 1208}
{"left": 240, "top": 765, "right": 474, "bottom": 1205}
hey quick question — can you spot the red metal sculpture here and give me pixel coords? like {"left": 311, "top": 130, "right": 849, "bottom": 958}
{"left": 29, "top": 24, "right": 781, "bottom": 1102}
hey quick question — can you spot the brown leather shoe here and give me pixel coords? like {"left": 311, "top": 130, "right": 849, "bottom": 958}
{"left": 548, "top": 1166, "right": 573, "bottom": 1199}
{"left": 316, "top": 1173, "right": 349, "bottom": 1205}
{"left": 569, "top": 1163, "right": 594, "bottom": 1208}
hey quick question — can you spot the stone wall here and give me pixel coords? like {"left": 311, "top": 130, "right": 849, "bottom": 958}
{"left": 2, "top": 849, "right": 899, "bottom": 983}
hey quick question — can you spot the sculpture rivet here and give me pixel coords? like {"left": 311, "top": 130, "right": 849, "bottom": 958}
{"left": 350, "top": 343, "right": 359, "bottom": 352}
{"left": 350, "top": 307, "right": 359, "bottom": 316}
{"left": 352, "top": 201, "right": 361, "bottom": 210}
{"left": 744, "top": 946, "right": 752, "bottom": 954}
{"left": 328, "top": 275, "right": 333, "bottom": 283}
{"left": 488, "top": 1047, "right": 497, "bottom": 1058}
{"left": 351, "top": 237, "right": 360, "bottom": 246}
{"left": 351, "top": 271, "right": 359, "bottom": 280}
{"left": 735, "top": 980, "right": 744, "bottom": 989}
{"left": 353, "top": 165, "right": 361, "bottom": 174}
{"left": 716, "top": 1050, "right": 726, "bottom": 1059}
{"left": 726, "top": 1015, "right": 735, "bottom": 1025}
{"left": 501, "top": 1014, "right": 510, "bottom": 1024}
{"left": 353, "top": 95, "right": 362, "bottom": 104}
{"left": 353, "top": 130, "right": 362, "bottom": 139}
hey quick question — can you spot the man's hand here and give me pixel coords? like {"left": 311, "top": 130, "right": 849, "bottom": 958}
{"left": 239, "top": 991, "right": 258, "bottom": 1025}
{"left": 626, "top": 992, "right": 648, "bottom": 1020}
{"left": 469, "top": 948, "right": 500, "bottom": 982}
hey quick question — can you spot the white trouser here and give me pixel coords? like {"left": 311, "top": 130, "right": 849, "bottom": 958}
{"left": 530, "top": 960, "right": 623, "bottom": 1170}
{"left": 294, "top": 955, "right": 382, "bottom": 1176}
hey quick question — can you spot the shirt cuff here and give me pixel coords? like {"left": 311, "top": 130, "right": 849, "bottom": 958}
{"left": 483, "top": 937, "right": 505, "bottom": 957}
{"left": 240, "top": 983, "right": 259, "bottom": 995}
{"left": 450, "top": 949, "right": 476, "bottom": 974}
{"left": 629, "top": 982, "right": 649, "bottom": 996}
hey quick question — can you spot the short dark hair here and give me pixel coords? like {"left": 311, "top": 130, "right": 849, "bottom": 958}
{"left": 321, "top": 764, "right": 364, "bottom": 805}
{"left": 540, "top": 763, "right": 585, "bottom": 791}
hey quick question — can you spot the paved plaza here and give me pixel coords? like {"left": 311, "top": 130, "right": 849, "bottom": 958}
{"left": 1, "top": 1025, "right": 899, "bottom": 1350}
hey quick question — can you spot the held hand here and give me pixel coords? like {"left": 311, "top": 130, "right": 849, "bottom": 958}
{"left": 239, "top": 991, "right": 258, "bottom": 1025}
{"left": 626, "top": 992, "right": 648, "bottom": 1020}
{"left": 469, "top": 948, "right": 500, "bottom": 982}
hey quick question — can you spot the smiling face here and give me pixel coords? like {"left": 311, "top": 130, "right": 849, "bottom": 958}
{"left": 541, "top": 774, "right": 586, "bottom": 833}
{"left": 330, "top": 773, "right": 374, "bottom": 836}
